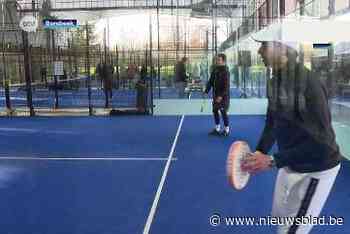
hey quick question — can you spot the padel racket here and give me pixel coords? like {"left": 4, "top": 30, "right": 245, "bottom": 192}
{"left": 226, "top": 141, "right": 251, "bottom": 190}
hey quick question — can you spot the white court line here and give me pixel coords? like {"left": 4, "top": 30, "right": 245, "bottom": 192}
{"left": 143, "top": 115, "right": 185, "bottom": 234}
{"left": 0, "top": 128, "right": 79, "bottom": 135}
{"left": 0, "top": 128, "right": 37, "bottom": 133}
{"left": 0, "top": 157, "right": 177, "bottom": 161}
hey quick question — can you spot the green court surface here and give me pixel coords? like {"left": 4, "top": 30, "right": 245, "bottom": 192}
{"left": 333, "top": 122, "right": 350, "bottom": 159}
{"left": 154, "top": 98, "right": 268, "bottom": 115}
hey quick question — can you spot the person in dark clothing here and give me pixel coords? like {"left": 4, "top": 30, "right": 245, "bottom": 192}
{"left": 241, "top": 40, "right": 341, "bottom": 234}
{"left": 174, "top": 57, "right": 188, "bottom": 98}
{"left": 62, "top": 69, "right": 67, "bottom": 80}
{"left": 140, "top": 65, "right": 147, "bottom": 80}
{"left": 205, "top": 53, "right": 230, "bottom": 136}
{"left": 96, "top": 62, "right": 103, "bottom": 86}
{"left": 136, "top": 65, "right": 148, "bottom": 112}
{"left": 40, "top": 66, "right": 47, "bottom": 85}
{"left": 101, "top": 62, "right": 114, "bottom": 108}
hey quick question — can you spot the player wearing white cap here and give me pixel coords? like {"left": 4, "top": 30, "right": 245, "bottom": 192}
{"left": 241, "top": 38, "right": 342, "bottom": 234}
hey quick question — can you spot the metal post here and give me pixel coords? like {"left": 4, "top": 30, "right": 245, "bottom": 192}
{"left": 328, "top": 0, "right": 335, "bottom": 16}
{"left": 206, "top": 30, "right": 209, "bottom": 82}
{"left": 327, "top": 44, "right": 335, "bottom": 98}
{"left": 72, "top": 35, "right": 78, "bottom": 77}
{"left": 116, "top": 45, "right": 119, "bottom": 89}
{"left": 1, "top": 1, "right": 11, "bottom": 112}
{"left": 214, "top": 0, "right": 217, "bottom": 55}
{"left": 300, "top": 0, "right": 305, "bottom": 16}
{"left": 211, "top": 0, "right": 214, "bottom": 56}
{"left": 51, "top": 30, "right": 59, "bottom": 108}
{"left": 129, "top": 49, "right": 132, "bottom": 64}
{"left": 165, "top": 49, "right": 168, "bottom": 86}
{"left": 31, "top": 0, "right": 35, "bottom": 15}
{"left": 85, "top": 23, "right": 93, "bottom": 115}
{"left": 157, "top": 0, "right": 161, "bottom": 98}
{"left": 258, "top": 71, "right": 261, "bottom": 98}
{"left": 133, "top": 49, "right": 136, "bottom": 64}
{"left": 22, "top": 30, "right": 35, "bottom": 116}
{"left": 212, "top": 0, "right": 218, "bottom": 56}
{"left": 107, "top": 17, "right": 110, "bottom": 54}
{"left": 243, "top": 66, "right": 247, "bottom": 98}
{"left": 67, "top": 36, "right": 72, "bottom": 77}
{"left": 104, "top": 27, "right": 107, "bottom": 63}
{"left": 137, "top": 52, "right": 140, "bottom": 68}
{"left": 184, "top": 20, "right": 187, "bottom": 58}
{"left": 149, "top": 13, "right": 154, "bottom": 115}
{"left": 98, "top": 44, "right": 101, "bottom": 64}
{"left": 176, "top": 0, "right": 179, "bottom": 61}
{"left": 145, "top": 47, "right": 148, "bottom": 68}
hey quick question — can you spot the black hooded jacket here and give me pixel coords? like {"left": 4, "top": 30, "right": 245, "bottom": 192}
{"left": 256, "top": 63, "right": 341, "bottom": 173}
{"left": 205, "top": 65, "right": 230, "bottom": 105}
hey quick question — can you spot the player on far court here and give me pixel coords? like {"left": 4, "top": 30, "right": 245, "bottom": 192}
{"left": 205, "top": 53, "right": 230, "bottom": 137}
{"left": 174, "top": 57, "right": 189, "bottom": 99}
{"left": 241, "top": 39, "right": 342, "bottom": 234}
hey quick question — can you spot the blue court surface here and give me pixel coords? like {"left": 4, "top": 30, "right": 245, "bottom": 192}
{"left": 0, "top": 116, "right": 349, "bottom": 234}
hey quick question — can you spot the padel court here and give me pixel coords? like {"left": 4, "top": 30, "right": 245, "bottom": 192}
{"left": 0, "top": 113, "right": 349, "bottom": 234}
{"left": 1, "top": 0, "right": 350, "bottom": 233}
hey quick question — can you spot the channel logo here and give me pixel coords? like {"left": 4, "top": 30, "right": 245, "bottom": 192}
{"left": 43, "top": 19, "right": 78, "bottom": 29}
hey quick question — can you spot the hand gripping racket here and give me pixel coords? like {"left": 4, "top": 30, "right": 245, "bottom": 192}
{"left": 226, "top": 141, "right": 251, "bottom": 190}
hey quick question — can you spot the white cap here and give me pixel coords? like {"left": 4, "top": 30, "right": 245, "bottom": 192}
{"left": 251, "top": 21, "right": 300, "bottom": 52}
